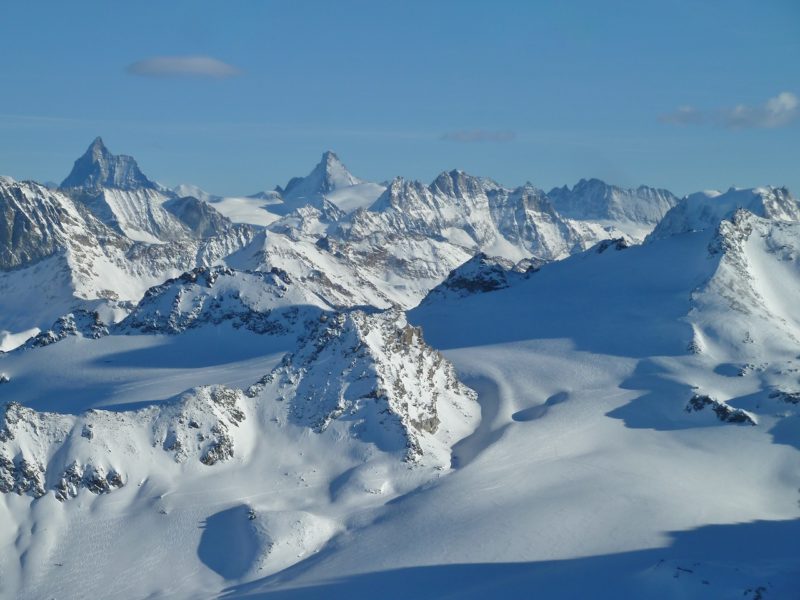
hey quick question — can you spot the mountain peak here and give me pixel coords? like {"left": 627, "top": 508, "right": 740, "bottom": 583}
{"left": 281, "top": 151, "right": 362, "bottom": 203}
{"left": 314, "top": 150, "right": 358, "bottom": 185}
{"left": 60, "top": 137, "right": 156, "bottom": 191}
{"left": 89, "top": 136, "right": 106, "bottom": 151}
{"left": 321, "top": 149, "right": 340, "bottom": 163}
{"left": 548, "top": 177, "right": 678, "bottom": 230}
{"left": 429, "top": 169, "right": 485, "bottom": 198}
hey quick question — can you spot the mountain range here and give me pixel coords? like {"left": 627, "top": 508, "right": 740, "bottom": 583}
{"left": 0, "top": 138, "right": 798, "bottom": 598}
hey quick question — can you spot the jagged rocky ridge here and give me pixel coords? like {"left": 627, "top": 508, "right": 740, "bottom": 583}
{"left": 0, "top": 304, "right": 477, "bottom": 500}
{"left": 249, "top": 309, "right": 477, "bottom": 462}
{"left": 0, "top": 163, "right": 257, "bottom": 340}
{"left": 341, "top": 171, "right": 618, "bottom": 262}
{"left": 60, "top": 136, "right": 157, "bottom": 192}
{"left": 21, "top": 310, "right": 108, "bottom": 349}
{"left": 548, "top": 178, "right": 678, "bottom": 238}
{"left": 685, "top": 394, "right": 755, "bottom": 425}
{"left": 233, "top": 169, "right": 651, "bottom": 311}
{"left": 119, "top": 265, "right": 332, "bottom": 335}
{"left": 0, "top": 385, "right": 247, "bottom": 500}
{"left": 690, "top": 208, "right": 800, "bottom": 355}
{"left": 1, "top": 141, "right": 702, "bottom": 345}
{"left": 648, "top": 185, "right": 800, "bottom": 241}
{"left": 60, "top": 137, "right": 188, "bottom": 242}
{"left": 420, "top": 253, "right": 542, "bottom": 304}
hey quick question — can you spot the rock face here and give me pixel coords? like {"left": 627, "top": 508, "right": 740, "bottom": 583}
{"left": 60, "top": 137, "right": 189, "bottom": 242}
{"left": 162, "top": 196, "right": 236, "bottom": 238}
{"left": 0, "top": 175, "right": 127, "bottom": 270}
{"left": 22, "top": 310, "right": 108, "bottom": 349}
{"left": 154, "top": 385, "right": 247, "bottom": 465}
{"left": 685, "top": 394, "right": 755, "bottom": 425}
{"left": 60, "top": 137, "right": 157, "bottom": 191}
{"left": 0, "top": 384, "right": 248, "bottom": 500}
{"left": 252, "top": 309, "right": 478, "bottom": 462}
{"left": 352, "top": 172, "right": 608, "bottom": 262}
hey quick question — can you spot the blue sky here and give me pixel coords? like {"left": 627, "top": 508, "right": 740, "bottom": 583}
{"left": 0, "top": 0, "right": 798, "bottom": 196}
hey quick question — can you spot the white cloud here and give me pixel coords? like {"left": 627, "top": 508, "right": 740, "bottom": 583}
{"left": 660, "top": 92, "right": 798, "bottom": 129}
{"left": 441, "top": 129, "right": 516, "bottom": 143}
{"left": 723, "top": 91, "right": 798, "bottom": 129}
{"left": 126, "top": 56, "right": 241, "bottom": 79}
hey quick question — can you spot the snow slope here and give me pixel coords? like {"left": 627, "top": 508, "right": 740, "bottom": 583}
{"left": 227, "top": 209, "right": 800, "bottom": 598}
{"left": 0, "top": 283, "right": 478, "bottom": 598}
{"left": 208, "top": 195, "right": 281, "bottom": 227}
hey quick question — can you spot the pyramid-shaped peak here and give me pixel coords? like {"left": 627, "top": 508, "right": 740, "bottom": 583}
{"left": 89, "top": 136, "right": 107, "bottom": 151}
{"left": 282, "top": 151, "right": 362, "bottom": 201}
{"left": 321, "top": 149, "right": 341, "bottom": 163}
{"left": 60, "top": 137, "right": 156, "bottom": 191}
{"left": 315, "top": 150, "right": 357, "bottom": 181}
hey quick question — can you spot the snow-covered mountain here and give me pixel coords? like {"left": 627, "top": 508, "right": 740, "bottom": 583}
{"left": 548, "top": 178, "right": 678, "bottom": 240}
{"left": 251, "top": 170, "right": 629, "bottom": 309}
{"left": 171, "top": 183, "right": 220, "bottom": 204}
{"left": 60, "top": 137, "right": 156, "bottom": 192}
{"left": 0, "top": 272, "right": 478, "bottom": 596}
{"left": 119, "top": 265, "right": 333, "bottom": 334}
{"left": 419, "top": 252, "right": 541, "bottom": 305}
{"left": 2, "top": 141, "right": 799, "bottom": 598}
{"left": 277, "top": 150, "right": 386, "bottom": 214}
{"left": 648, "top": 185, "right": 800, "bottom": 240}
{"left": 60, "top": 137, "right": 190, "bottom": 243}
{"left": 352, "top": 171, "right": 610, "bottom": 262}
{"left": 161, "top": 157, "right": 677, "bottom": 316}
{"left": 0, "top": 143, "right": 257, "bottom": 347}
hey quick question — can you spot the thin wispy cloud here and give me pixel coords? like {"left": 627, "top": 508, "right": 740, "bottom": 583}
{"left": 126, "top": 56, "right": 241, "bottom": 79}
{"left": 441, "top": 129, "right": 516, "bottom": 143}
{"left": 658, "top": 106, "right": 705, "bottom": 126}
{"left": 660, "top": 92, "right": 798, "bottom": 129}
